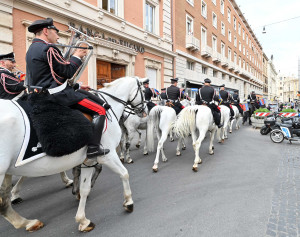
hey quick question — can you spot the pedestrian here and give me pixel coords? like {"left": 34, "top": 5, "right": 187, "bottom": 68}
{"left": 26, "top": 17, "right": 111, "bottom": 158}
{"left": 0, "top": 52, "right": 26, "bottom": 100}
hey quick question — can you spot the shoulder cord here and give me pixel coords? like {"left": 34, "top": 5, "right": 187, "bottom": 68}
{"left": 0, "top": 73, "right": 21, "bottom": 94}
{"left": 47, "top": 47, "right": 72, "bottom": 85}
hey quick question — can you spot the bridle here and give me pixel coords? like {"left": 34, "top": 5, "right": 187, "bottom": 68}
{"left": 91, "top": 78, "right": 145, "bottom": 121}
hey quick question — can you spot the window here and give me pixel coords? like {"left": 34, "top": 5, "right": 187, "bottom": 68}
{"left": 221, "top": 42, "right": 225, "bottom": 57}
{"left": 220, "top": 0, "right": 224, "bottom": 14}
{"left": 222, "top": 74, "right": 225, "bottom": 79}
{"left": 145, "top": 2, "right": 155, "bottom": 33}
{"left": 246, "top": 50, "right": 248, "bottom": 58}
{"left": 201, "top": 0, "right": 207, "bottom": 18}
{"left": 233, "top": 17, "right": 236, "bottom": 30}
{"left": 202, "top": 66, "right": 207, "bottom": 74}
{"left": 187, "top": 61, "right": 194, "bottom": 70}
{"left": 201, "top": 26, "right": 207, "bottom": 46}
{"left": 100, "top": 0, "right": 118, "bottom": 14}
{"left": 242, "top": 29, "right": 245, "bottom": 40}
{"left": 212, "top": 0, "right": 216, "bottom": 5}
{"left": 186, "top": 14, "right": 194, "bottom": 35}
{"left": 243, "top": 60, "right": 245, "bottom": 69}
{"left": 249, "top": 39, "right": 251, "bottom": 47}
{"left": 234, "top": 52, "right": 237, "bottom": 64}
{"left": 246, "top": 34, "right": 248, "bottom": 44}
{"left": 212, "top": 35, "right": 217, "bottom": 51}
{"left": 234, "top": 36, "right": 237, "bottom": 47}
{"left": 239, "top": 41, "right": 241, "bottom": 51}
{"left": 212, "top": 12, "right": 217, "bottom": 28}
{"left": 243, "top": 46, "right": 245, "bottom": 55}
{"left": 227, "top": 8, "right": 231, "bottom": 23}
{"left": 228, "top": 30, "right": 232, "bottom": 42}
{"left": 213, "top": 70, "right": 217, "bottom": 77}
{"left": 186, "top": 0, "right": 194, "bottom": 6}
{"left": 238, "top": 23, "right": 241, "bottom": 35}
{"left": 221, "top": 21, "right": 225, "bottom": 35}
{"left": 239, "top": 56, "right": 241, "bottom": 67}
{"left": 228, "top": 47, "right": 232, "bottom": 61}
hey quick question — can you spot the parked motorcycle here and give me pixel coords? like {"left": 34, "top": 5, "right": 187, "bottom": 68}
{"left": 260, "top": 113, "right": 293, "bottom": 135}
{"left": 270, "top": 116, "right": 300, "bottom": 143}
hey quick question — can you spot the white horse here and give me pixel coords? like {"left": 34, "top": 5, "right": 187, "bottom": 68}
{"left": 173, "top": 105, "right": 217, "bottom": 172}
{"left": 216, "top": 105, "right": 230, "bottom": 143}
{"left": 146, "top": 106, "right": 186, "bottom": 172}
{"left": 119, "top": 107, "right": 148, "bottom": 164}
{"left": 0, "top": 76, "right": 146, "bottom": 232}
{"left": 229, "top": 105, "right": 242, "bottom": 133}
{"left": 11, "top": 171, "right": 73, "bottom": 204}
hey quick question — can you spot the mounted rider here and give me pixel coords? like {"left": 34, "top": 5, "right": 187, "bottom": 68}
{"left": 25, "top": 18, "right": 111, "bottom": 159}
{"left": 195, "top": 78, "right": 222, "bottom": 128}
{"left": 219, "top": 84, "right": 234, "bottom": 120}
{"left": 248, "top": 91, "right": 259, "bottom": 109}
{"left": 143, "top": 79, "right": 156, "bottom": 112}
{"left": 166, "top": 78, "right": 187, "bottom": 115}
{"left": 160, "top": 88, "right": 167, "bottom": 100}
{"left": 0, "top": 52, "right": 25, "bottom": 100}
{"left": 231, "top": 90, "right": 243, "bottom": 114}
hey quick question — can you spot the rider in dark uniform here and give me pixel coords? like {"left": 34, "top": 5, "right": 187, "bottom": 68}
{"left": 160, "top": 88, "right": 167, "bottom": 100}
{"left": 219, "top": 84, "right": 234, "bottom": 119}
{"left": 26, "top": 18, "right": 110, "bottom": 159}
{"left": 0, "top": 52, "right": 25, "bottom": 99}
{"left": 166, "top": 78, "right": 185, "bottom": 115}
{"left": 195, "top": 78, "right": 222, "bottom": 128}
{"left": 243, "top": 91, "right": 257, "bottom": 125}
{"left": 231, "top": 90, "right": 243, "bottom": 114}
{"left": 248, "top": 91, "right": 259, "bottom": 109}
{"left": 143, "top": 79, "right": 156, "bottom": 112}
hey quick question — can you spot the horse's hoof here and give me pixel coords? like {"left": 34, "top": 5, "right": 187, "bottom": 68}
{"left": 209, "top": 151, "right": 214, "bottom": 155}
{"left": 136, "top": 145, "right": 140, "bottom": 149}
{"left": 82, "top": 222, "right": 95, "bottom": 232}
{"left": 26, "top": 220, "right": 44, "bottom": 232}
{"left": 144, "top": 152, "right": 148, "bottom": 155}
{"left": 221, "top": 139, "right": 224, "bottom": 143}
{"left": 192, "top": 167, "right": 198, "bottom": 172}
{"left": 170, "top": 139, "right": 174, "bottom": 142}
{"left": 212, "top": 146, "right": 214, "bottom": 150}
{"left": 198, "top": 160, "right": 202, "bottom": 164}
{"left": 127, "top": 160, "right": 134, "bottom": 164}
{"left": 124, "top": 204, "right": 134, "bottom": 213}
{"left": 65, "top": 181, "right": 73, "bottom": 188}
{"left": 182, "top": 147, "right": 186, "bottom": 150}
{"left": 229, "top": 131, "right": 232, "bottom": 133}
{"left": 162, "top": 159, "right": 168, "bottom": 162}
{"left": 120, "top": 158, "right": 125, "bottom": 163}
{"left": 11, "top": 197, "right": 23, "bottom": 205}
{"left": 152, "top": 168, "right": 158, "bottom": 172}
{"left": 176, "top": 152, "right": 181, "bottom": 156}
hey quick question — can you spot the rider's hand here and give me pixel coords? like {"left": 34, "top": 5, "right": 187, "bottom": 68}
{"left": 103, "top": 103, "right": 111, "bottom": 111}
{"left": 73, "top": 48, "right": 87, "bottom": 59}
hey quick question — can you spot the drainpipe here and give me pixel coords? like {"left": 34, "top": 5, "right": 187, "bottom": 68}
{"left": 171, "top": 0, "right": 175, "bottom": 84}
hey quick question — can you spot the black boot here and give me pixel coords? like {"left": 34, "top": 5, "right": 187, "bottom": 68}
{"left": 87, "top": 115, "right": 110, "bottom": 158}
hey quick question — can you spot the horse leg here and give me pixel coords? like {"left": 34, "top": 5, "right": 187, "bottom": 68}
{"left": 236, "top": 116, "right": 240, "bottom": 129}
{"left": 181, "top": 137, "right": 186, "bottom": 150}
{"left": 135, "top": 129, "right": 141, "bottom": 149}
{"left": 176, "top": 137, "right": 182, "bottom": 156}
{"left": 192, "top": 131, "right": 205, "bottom": 172}
{"left": 125, "top": 131, "right": 134, "bottom": 164}
{"left": 72, "top": 165, "right": 81, "bottom": 200}
{"left": 143, "top": 130, "right": 148, "bottom": 155}
{"left": 209, "top": 127, "right": 216, "bottom": 155}
{"left": 101, "top": 151, "right": 134, "bottom": 212}
{"left": 91, "top": 164, "right": 102, "bottom": 188}
{"left": 169, "top": 130, "right": 174, "bottom": 142}
{"left": 217, "top": 127, "right": 223, "bottom": 143}
{"left": 119, "top": 132, "right": 126, "bottom": 163}
{"left": 75, "top": 167, "right": 95, "bottom": 232}
{"left": 60, "top": 171, "right": 73, "bottom": 188}
{"left": 0, "top": 174, "right": 44, "bottom": 231}
{"left": 229, "top": 119, "right": 234, "bottom": 133}
{"left": 11, "top": 176, "right": 25, "bottom": 204}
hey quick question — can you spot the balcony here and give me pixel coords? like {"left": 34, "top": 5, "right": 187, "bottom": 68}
{"left": 228, "top": 61, "right": 235, "bottom": 70}
{"left": 240, "top": 69, "right": 251, "bottom": 79}
{"left": 186, "top": 35, "right": 200, "bottom": 51}
{"left": 221, "top": 57, "right": 229, "bottom": 67}
{"left": 212, "top": 51, "right": 221, "bottom": 63}
{"left": 234, "top": 66, "right": 240, "bottom": 73}
{"left": 201, "top": 45, "right": 212, "bottom": 57}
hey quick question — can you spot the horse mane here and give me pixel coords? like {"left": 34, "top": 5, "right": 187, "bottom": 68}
{"left": 103, "top": 77, "right": 135, "bottom": 88}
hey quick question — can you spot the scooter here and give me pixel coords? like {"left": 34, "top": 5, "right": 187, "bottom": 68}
{"left": 260, "top": 113, "right": 293, "bottom": 135}
{"left": 270, "top": 116, "right": 300, "bottom": 143}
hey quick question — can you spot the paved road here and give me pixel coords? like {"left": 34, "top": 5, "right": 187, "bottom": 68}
{"left": 0, "top": 124, "right": 297, "bottom": 237}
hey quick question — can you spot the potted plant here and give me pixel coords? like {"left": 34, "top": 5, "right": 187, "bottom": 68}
{"left": 251, "top": 108, "right": 271, "bottom": 128}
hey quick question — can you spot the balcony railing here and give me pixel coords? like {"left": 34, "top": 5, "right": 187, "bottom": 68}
{"left": 186, "top": 35, "right": 200, "bottom": 51}
{"left": 201, "top": 45, "right": 212, "bottom": 58}
{"left": 212, "top": 51, "right": 221, "bottom": 63}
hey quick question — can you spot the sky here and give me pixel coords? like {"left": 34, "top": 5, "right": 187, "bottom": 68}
{"left": 236, "top": 0, "right": 300, "bottom": 77}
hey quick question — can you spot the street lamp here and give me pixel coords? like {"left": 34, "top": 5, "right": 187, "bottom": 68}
{"left": 262, "top": 26, "right": 266, "bottom": 34}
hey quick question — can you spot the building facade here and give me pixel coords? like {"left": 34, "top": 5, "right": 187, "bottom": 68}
{"left": 267, "top": 57, "right": 277, "bottom": 102}
{"left": 172, "top": 0, "right": 264, "bottom": 100}
{"left": 282, "top": 76, "right": 299, "bottom": 103}
{"left": 276, "top": 75, "right": 283, "bottom": 103}
{"left": 1, "top": 0, "right": 176, "bottom": 90}
{"left": 262, "top": 53, "right": 268, "bottom": 99}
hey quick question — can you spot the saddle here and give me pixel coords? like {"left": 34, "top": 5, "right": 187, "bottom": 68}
{"left": 165, "top": 101, "right": 174, "bottom": 108}
{"left": 15, "top": 94, "right": 93, "bottom": 166}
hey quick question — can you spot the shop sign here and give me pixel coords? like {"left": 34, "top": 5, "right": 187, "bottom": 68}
{"left": 69, "top": 22, "right": 145, "bottom": 53}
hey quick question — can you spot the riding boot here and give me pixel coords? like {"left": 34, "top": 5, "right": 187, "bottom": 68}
{"left": 87, "top": 115, "right": 110, "bottom": 158}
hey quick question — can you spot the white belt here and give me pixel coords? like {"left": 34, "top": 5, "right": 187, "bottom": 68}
{"left": 48, "top": 80, "right": 68, "bottom": 95}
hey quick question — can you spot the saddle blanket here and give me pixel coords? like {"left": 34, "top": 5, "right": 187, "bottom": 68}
{"left": 12, "top": 94, "right": 93, "bottom": 167}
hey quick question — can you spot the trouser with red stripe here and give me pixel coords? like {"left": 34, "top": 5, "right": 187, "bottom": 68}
{"left": 71, "top": 98, "right": 106, "bottom": 116}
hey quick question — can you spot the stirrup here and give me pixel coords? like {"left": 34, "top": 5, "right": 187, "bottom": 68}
{"left": 87, "top": 145, "right": 110, "bottom": 158}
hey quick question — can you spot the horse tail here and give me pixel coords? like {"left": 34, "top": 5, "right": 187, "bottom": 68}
{"left": 173, "top": 106, "right": 197, "bottom": 138}
{"left": 147, "top": 106, "right": 163, "bottom": 152}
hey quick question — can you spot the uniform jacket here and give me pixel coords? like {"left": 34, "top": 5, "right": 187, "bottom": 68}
{"left": 144, "top": 87, "right": 156, "bottom": 101}
{"left": 219, "top": 90, "right": 230, "bottom": 102}
{"left": 196, "top": 85, "right": 217, "bottom": 104}
{"left": 160, "top": 92, "right": 167, "bottom": 100}
{"left": 26, "top": 38, "right": 86, "bottom": 106}
{"left": 0, "top": 68, "right": 25, "bottom": 100}
{"left": 166, "top": 85, "right": 181, "bottom": 101}
{"left": 248, "top": 93, "right": 257, "bottom": 103}
{"left": 232, "top": 94, "right": 240, "bottom": 104}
